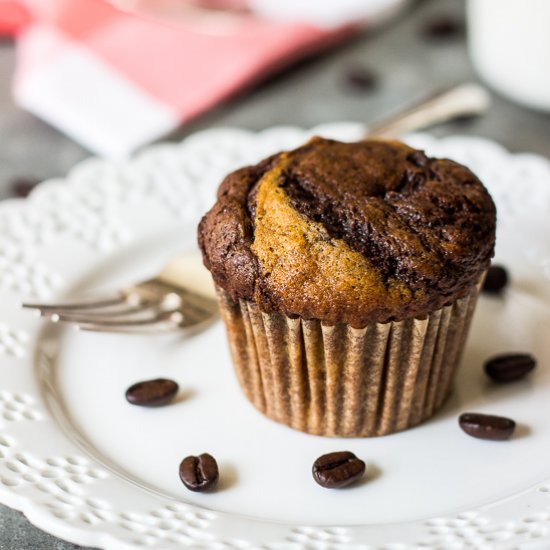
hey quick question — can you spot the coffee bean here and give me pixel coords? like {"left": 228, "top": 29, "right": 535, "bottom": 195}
{"left": 179, "top": 453, "right": 219, "bottom": 492}
{"left": 312, "top": 451, "right": 365, "bottom": 488}
{"left": 10, "top": 176, "right": 42, "bottom": 198}
{"left": 125, "top": 378, "right": 178, "bottom": 407}
{"left": 449, "top": 113, "right": 479, "bottom": 126}
{"left": 459, "top": 413, "right": 516, "bottom": 440}
{"left": 344, "top": 66, "right": 379, "bottom": 93}
{"left": 421, "top": 16, "right": 465, "bottom": 41}
{"left": 482, "top": 265, "right": 509, "bottom": 294}
{"left": 484, "top": 353, "right": 536, "bottom": 383}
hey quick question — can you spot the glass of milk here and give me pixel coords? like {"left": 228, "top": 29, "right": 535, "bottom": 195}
{"left": 467, "top": 0, "right": 550, "bottom": 112}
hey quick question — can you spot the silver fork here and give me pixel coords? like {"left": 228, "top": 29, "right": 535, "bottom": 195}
{"left": 23, "top": 252, "right": 219, "bottom": 333}
{"left": 22, "top": 83, "right": 490, "bottom": 333}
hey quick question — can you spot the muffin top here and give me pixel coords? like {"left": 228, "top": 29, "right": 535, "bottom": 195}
{"left": 198, "top": 137, "right": 496, "bottom": 327}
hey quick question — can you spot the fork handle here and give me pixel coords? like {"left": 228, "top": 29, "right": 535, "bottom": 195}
{"left": 366, "top": 83, "right": 491, "bottom": 138}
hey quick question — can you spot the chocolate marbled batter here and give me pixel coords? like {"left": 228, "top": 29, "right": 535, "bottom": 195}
{"left": 198, "top": 137, "right": 496, "bottom": 327}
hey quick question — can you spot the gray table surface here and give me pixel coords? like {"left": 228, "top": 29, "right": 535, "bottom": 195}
{"left": 1, "top": 0, "right": 549, "bottom": 548}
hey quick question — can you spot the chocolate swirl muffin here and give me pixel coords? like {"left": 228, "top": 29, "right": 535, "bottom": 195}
{"left": 199, "top": 137, "right": 496, "bottom": 437}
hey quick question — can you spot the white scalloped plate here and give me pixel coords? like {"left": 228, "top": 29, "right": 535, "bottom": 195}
{"left": 2, "top": 123, "right": 550, "bottom": 550}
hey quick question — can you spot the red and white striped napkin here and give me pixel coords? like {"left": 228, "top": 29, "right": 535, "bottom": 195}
{"left": 3, "top": 0, "right": 407, "bottom": 158}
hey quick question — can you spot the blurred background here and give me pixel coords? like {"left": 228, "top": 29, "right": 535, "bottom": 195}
{"left": 0, "top": 0, "right": 549, "bottom": 547}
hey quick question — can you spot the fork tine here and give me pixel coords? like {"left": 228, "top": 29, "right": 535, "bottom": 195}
{"left": 45, "top": 302, "right": 159, "bottom": 324}
{"left": 22, "top": 295, "right": 126, "bottom": 312}
{"left": 77, "top": 311, "right": 184, "bottom": 333}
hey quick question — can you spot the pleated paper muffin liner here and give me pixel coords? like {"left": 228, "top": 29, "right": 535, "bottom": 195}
{"left": 216, "top": 283, "right": 482, "bottom": 437}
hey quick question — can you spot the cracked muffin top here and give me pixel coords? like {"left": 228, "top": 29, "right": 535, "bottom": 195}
{"left": 198, "top": 137, "right": 496, "bottom": 327}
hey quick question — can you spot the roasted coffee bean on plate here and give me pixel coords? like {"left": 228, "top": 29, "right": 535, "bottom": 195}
{"left": 482, "top": 265, "right": 509, "bottom": 294}
{"left": 484, "top": 353, "right": 536, "bottom": 383}
{"left": 344, "top": 66, "right": 379, "bottom": 93}
{"left": 125, "top": 378, "right": 179, "bottom": 407}
{"left": 10, "top": 176, "right": 42, "bottom": 198}
{"left": 312, "top": 451, "right": 366, "bottom": 488}
{"left": 421, "top": 16, "right": 465, "bottom": 41}
{"left": 459, "top": 412, "right": 516, "bottom": 441}
{"left": 179, "top": 453, "right": 219, "bottom": 492}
